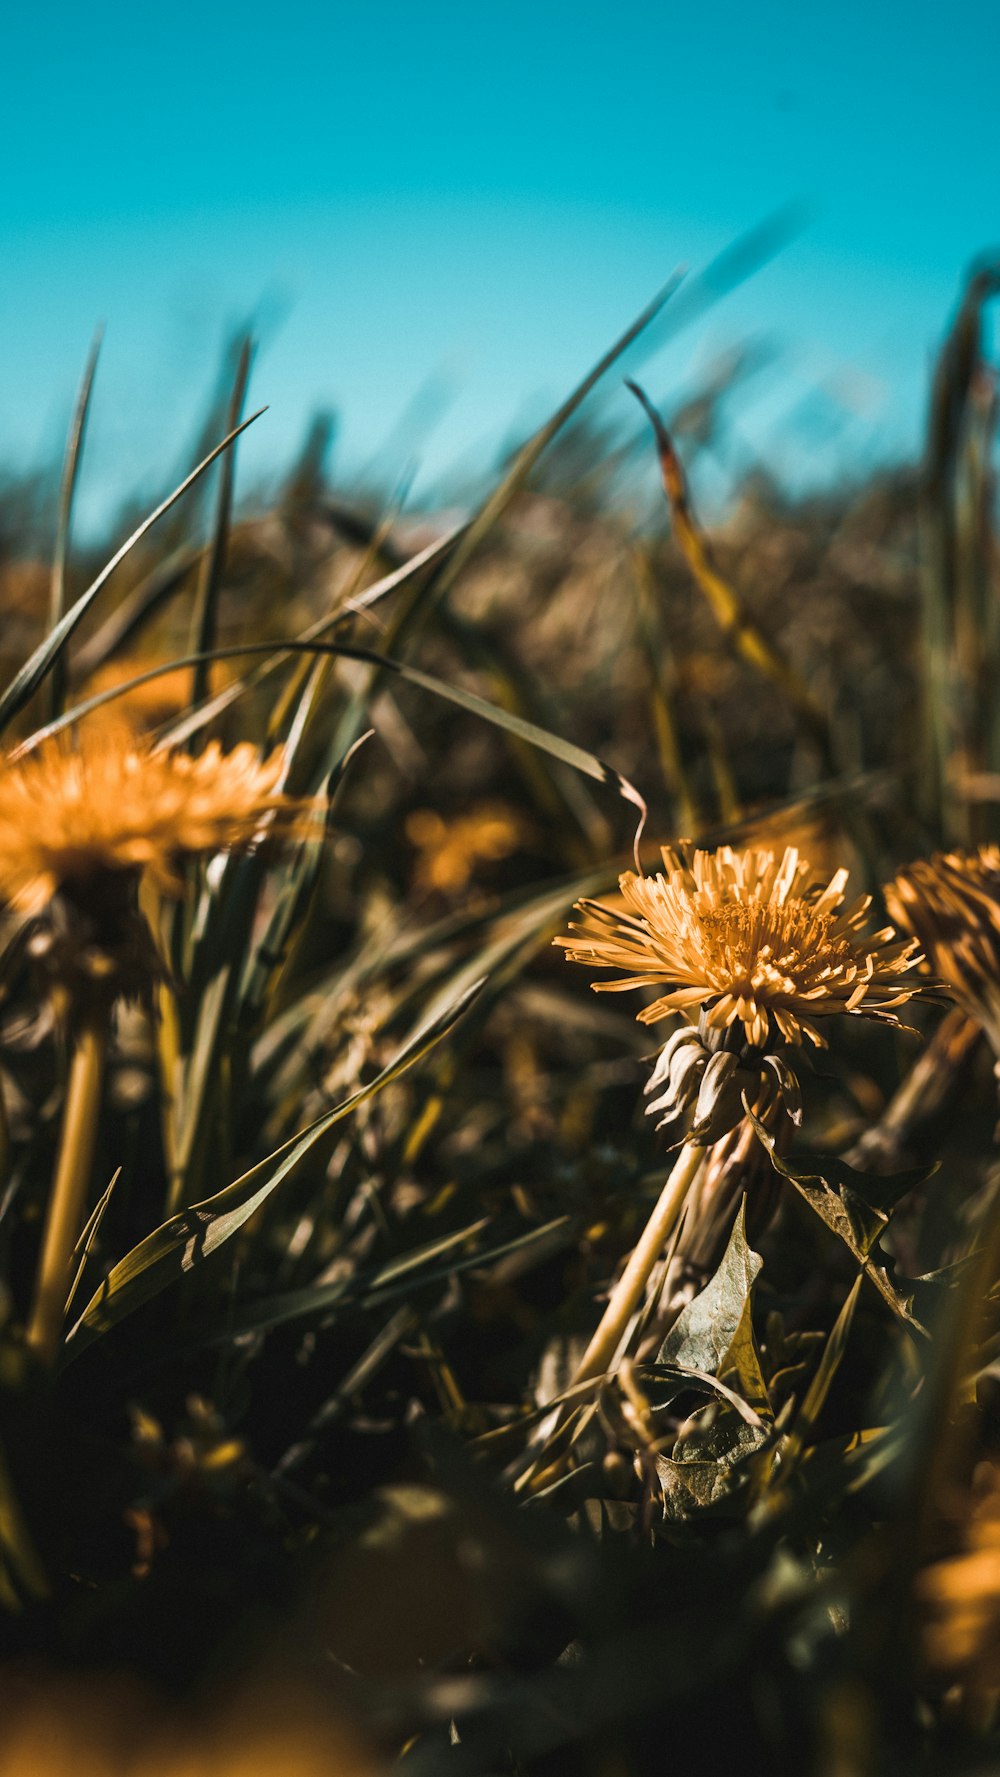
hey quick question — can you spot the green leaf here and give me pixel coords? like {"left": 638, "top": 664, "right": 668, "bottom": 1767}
{"left": 63, "top": 977, "right": 485, "bottom": 1360}
{"left": 749, "top": 1116, "right": 930, "bottom": 1333}
{"left": 657, "top": 1409, "right": 769, "bottom": 1520}
{"left": 658, "top": 1199, "right": 770, "bottom": 1416}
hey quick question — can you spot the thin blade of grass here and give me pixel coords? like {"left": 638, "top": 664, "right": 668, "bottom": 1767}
{"left": 15, "top": 638, "right": 648, "bottom": 861}
{"left": 48, "top": 326, "right": 102, "bottom": 722}
{"left": 758, "top": 1276, "right": 863, "bottom": 1492}
{"left": 627, "top": 379, "right": 835, "bottom": 774}
{"left": 187, "top": 336, "right": 253, "bottom": 714}
{"left": 64, "top": 976, "right": 485, "bottom": 1358}
{"left": 0, "top": 409, "right": 265, "bottom": 739}
{"left": 68, "top": 544, "right": 202, "bottom": 687}
{"left": 64, "top": 1167, "right": 121, "bottom": 1318}
{"left": 152, "top": 521, "right": 468, "bottom": 751}
{"left": 423, "top": 274, "right": 684, "bottom": 611}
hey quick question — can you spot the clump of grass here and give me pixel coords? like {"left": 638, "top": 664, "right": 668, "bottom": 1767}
{"left": 1, "top": 254, "right": 1000, "bottom": 1777}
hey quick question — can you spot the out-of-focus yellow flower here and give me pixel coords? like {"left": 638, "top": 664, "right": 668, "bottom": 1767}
{"left": 82, "top": 658, "right": 233, "bottom": 731}
{"left": 557, "top": 844, "right": 923, "bottom": 1051}
{"left": 887, "top": 847, "right": 1000, "bottom": 1055}
{"left": 919, "top": 1463, "right": 1000, "bottom": 1694}
{"left": 406, "top": 801, "right": 527, "bottom": 896}
{"left": 0, "top": 726, "right": 296, "bottom": 914}
{"left": 0, "top": 1677, "right": 375, "bottom": 1777}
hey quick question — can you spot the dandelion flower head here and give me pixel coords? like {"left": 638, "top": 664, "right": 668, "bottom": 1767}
{"left": 556, "top": 843, "right": 923, "bottom": 1052}
{"left": 0, "top": 725, "right": 293, "bottom": 913}
{"left": 886, "top": 846, "right": 1000, "bottom": 1051}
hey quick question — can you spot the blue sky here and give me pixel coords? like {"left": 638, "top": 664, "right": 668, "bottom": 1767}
{"left": 2, "top": 1, "right": 998, "bottom": 528}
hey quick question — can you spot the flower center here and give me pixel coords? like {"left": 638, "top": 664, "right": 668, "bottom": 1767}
{"left": 696, "top": 902, "right": 854, "bottom": 999}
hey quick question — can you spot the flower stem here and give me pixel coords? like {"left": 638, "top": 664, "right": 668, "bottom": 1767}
{"left": 571, "top": 1140, "right": 704, "bottom": 1388}
{"left": 26, "top": 1012, "right": 107, "bottom": 1366}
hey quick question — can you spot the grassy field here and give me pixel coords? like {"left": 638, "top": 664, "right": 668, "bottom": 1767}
{"left": 1, "top": 261, "right": 1000, "bottom": 1774}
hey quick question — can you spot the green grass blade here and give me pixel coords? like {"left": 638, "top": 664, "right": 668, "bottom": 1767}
{"left": 420, "top": 274, "right": 684, "bottom": 612}
{"left": 68, "top": 544, "right": 201, "bottom": 687}
{"left": 0, "top": 409, "right": 265, "bottom": 739}
{"left": 63, "top": 976, "right": 485, "bottom": 1358}
{"left": 14, "top": 638, "right": 648, "bottom": 857}
{"left": 152, "top": 521, "right": 468, "bottom": 752}
{"left": 162, "top": 1217, "right": 576, "bottom": 1356}
{"left": 48, "top": 326, "right": 102, "bottom": 722}
{"left": 187, "top": 336, "right": 253, "bottom": 714}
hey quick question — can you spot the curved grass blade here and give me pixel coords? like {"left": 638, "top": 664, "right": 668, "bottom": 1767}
{"left": 0, "top": 409, "right": 265, "bottom": 739}
{"left": 153, "top": 520, "right": 469, "bottom": 752}
{"left": 14, "top": 638, "right": 648, "bottom": 861}
{"left": 187, "top": 336, "right": 253, "bottom": 713}
{"left": 48, "top": 326, "right": 102, "bottom": 722}
{"left": 627, "top": 379, "right": 835, "bottom": 774}
{"left": 63, "top": 976, "right": 485, "bottom": 1360}
{"left": 160, "top": 1216, "right": 576, "bottom": 1359}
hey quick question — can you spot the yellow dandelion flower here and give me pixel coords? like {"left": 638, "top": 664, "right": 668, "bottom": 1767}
{"left": 886, "top": 847, "right": 1000, "bottom": 1054}
{"left": 919, "top": 1463, "right": 1000, "bottom": 1693}
{"left": 0, "top": 725, "right": 295, "bottom": 914}
{"left": 81, "top": 656, "right": 233, "bottom": 730}
{"left": 406, "top": 800, "right": 527, "bottom": 896}
{"left": 556, "top": 844, "right": 923, "bottom": 1053}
